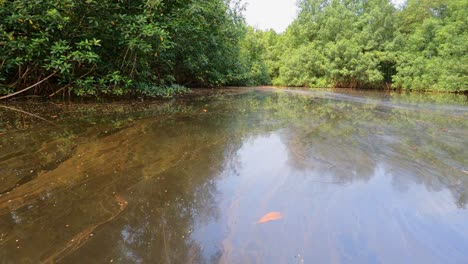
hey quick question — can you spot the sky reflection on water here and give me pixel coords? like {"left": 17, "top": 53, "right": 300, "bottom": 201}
{"left": 0, "top": 88, "right": 467, "bottom": 263}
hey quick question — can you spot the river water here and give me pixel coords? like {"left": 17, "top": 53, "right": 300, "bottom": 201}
{"left": 0, "top": 88, "right": 467, "bottom": 263}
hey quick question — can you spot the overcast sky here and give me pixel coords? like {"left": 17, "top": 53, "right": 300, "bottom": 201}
{"left": 243, "top": 0, "right": 406, "bottom": 32}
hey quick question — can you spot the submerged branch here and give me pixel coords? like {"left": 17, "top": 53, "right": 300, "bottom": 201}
{"left": 40, "top": 194, "right": 128, "bottom": 263}
{"left": 0, "top": 105, "right": 57, "bottom": 126}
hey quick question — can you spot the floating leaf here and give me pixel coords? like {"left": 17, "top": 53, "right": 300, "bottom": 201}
{"left": 256, "top": 212, "right": 283, "bottom": 224}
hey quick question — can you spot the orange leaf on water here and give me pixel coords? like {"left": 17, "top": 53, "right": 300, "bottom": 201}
{"left": 256, "top": 212, "right": 283, "bottom": 224}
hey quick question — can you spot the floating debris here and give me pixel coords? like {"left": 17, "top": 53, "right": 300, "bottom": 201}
{"left": 256, "top": 212, "right": 283, "bottom": 224}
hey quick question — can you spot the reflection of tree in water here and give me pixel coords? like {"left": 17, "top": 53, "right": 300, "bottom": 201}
{"left": 220, "top": 91, "right": 466, "bottom": 207}
{"left": 0, "top": 89, "right": 466, "bottom": 262}
{"left": 0, "top": 107, "right": 244, "bottom": 262}
{"left": 244, "top": 92, "right": 468, "bottom": 208}
{"left": 0, "top": 100, "right": 198, "bottom": 194}
{"left": 223, "top": 92, "right": 381, "bottom": 183}
{"left": 86, "top": 119, "right": 236, "bottom": 263}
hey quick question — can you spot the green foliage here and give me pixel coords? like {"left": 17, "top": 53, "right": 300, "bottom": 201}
{"left": 1, "top": 0, "right": 466, "bottom": 95}
{"left": 235, "top": 27, "right": 271, "bottom": 86}
{"left": 156, "top": 0, "right": 245, "bottom": 87}
{"left": 0, "top": 0, "right": 245, "bottom": 97}
{"left": 271, "top": 0, "right": 398, "bottom": 88}
{"left": 136, "top": 83, "right": 189, "bottom": 98}
{"left": 242, "top": 0, "right": 466, "bottom": 92}
{"left": 392, "top": 0, "right": 468, "bottom": 91}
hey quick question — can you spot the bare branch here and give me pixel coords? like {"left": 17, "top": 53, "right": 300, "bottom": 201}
{"left": 0, "top": 72, "right": 56, "bottom": 100}
{"left": 0, "top": 104, "right": 57, "bottom": 126}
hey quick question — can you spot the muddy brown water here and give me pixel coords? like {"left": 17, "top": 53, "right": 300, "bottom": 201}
{"left": 0, "top": 88, "right": 467, "bottom": 263}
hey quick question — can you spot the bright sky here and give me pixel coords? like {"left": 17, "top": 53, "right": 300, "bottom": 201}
{"left": 243, "top": 0, "right": 406, "bottom": 32}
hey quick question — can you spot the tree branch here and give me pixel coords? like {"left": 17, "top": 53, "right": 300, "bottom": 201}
{"left": 0, "top": 105, "right": 57, "bottom": 126}
{"left": 0, "top": 72, "right": 56, "bottom": 100}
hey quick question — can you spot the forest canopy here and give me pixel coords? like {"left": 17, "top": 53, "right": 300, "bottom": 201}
{"left": 0, "top": 0, "right": 467, "bottom": 98}
{"left": 0, "top": 0, "right": 246, "bottom": 97}
{"left": 241, "top": 0, "right": 468, "bottom": 92}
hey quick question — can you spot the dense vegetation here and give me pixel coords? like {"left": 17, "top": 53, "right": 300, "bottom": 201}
{"left": 0, "top": 0, "right": 467, "bottom": 98}
{"left": 241, "top": 0, "right": 468, "bottom": 92}
{"left": 0, "top": 0, "right": 245, "bottom": 97}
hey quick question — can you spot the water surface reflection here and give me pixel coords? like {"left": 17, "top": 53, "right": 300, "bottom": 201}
{"left": 0, "top": 88, "right": 467, "bottom": 263}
